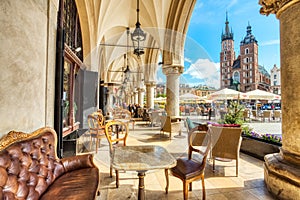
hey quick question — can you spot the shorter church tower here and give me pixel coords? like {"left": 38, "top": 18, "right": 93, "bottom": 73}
{"left": 220, "top": 13, "right": 235, "bottom": 89}
{"left": 239, "top": 22, "right": 258, "bottom": 91}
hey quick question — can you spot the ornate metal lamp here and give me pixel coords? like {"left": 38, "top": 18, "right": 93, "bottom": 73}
{"left": 131, "top": 0, "right": 146, "bottom": 57}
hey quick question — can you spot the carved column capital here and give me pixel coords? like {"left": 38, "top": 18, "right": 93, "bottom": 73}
{"left": 137, "top": 88, "right": 145, "bottom": 93}
{"left": 259, "top": 0, "right": 300, "bottom": 18}
{"left": 162, "top": 65, "right": 184, "bottom": 76}
{"left": 145, "top": 82, "right": 156, "bottom": 87}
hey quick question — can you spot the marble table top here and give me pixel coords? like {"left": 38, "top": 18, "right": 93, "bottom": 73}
{"left": 112, "top": 145, "right": 177, "bottom": 171}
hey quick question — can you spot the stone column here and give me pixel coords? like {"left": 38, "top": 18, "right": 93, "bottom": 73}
{"left": 145, "top": 82, "right": 156, "bottom": 109}
{"left": 125, "top": 92, "right": 130, "bottom": 106}
{"left": 259, "top": 1, "right": 300, "bottom": 199}
{"left": 131, "top": 92, "right": 135, "bottom": 105}
{"left": 134, "top": 91, "right": 138, "bottom": 104}
{"left": 106, "top": 84, "right": 114, "bottom": 112}
{"left": 138, "top": 88, "right": 145, "bottom": 107}
{"left": 162, "top": 65, "right": 183, "bottom": 116}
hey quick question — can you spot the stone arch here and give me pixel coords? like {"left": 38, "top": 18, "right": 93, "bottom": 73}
{"left": 163, "top": 0, "right": 196, "bottom": 65}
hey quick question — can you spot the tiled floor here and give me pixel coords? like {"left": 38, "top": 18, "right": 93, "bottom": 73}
{"left": 89, "top": 121, "right": 275, "bottom": 200}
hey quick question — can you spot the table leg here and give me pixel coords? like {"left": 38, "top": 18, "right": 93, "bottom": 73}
{"left": 137, "top": 171, "right": 146, "bottom": 200}
{"left": 174, "top": 130, "right": 185, "bottom": 138}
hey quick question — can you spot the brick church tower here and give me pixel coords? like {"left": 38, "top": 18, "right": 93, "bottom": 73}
{"left": 220, "top": 13, "right": 235, "bottom": 89}
{"left": 220, "top": 15, "right": 270, "bottom": 92}
{"left": 239, "top": 22, "right": 259, "bottom": 91}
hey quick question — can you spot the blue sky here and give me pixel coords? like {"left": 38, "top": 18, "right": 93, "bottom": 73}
{"left": 157, "top": 0, "right": 280, "bottom": 89}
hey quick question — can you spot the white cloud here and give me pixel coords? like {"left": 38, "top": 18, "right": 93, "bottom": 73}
{"left": 260, "top": 39, "right": 280, "bottom": 46}
{"left": 156, "top": 76, "right": 164, "bottom": 84}
{"left": 184, "top": 57, "right": 193, "bottom": 63}
{"left": 183, "top": 58, "right": 220, "bottom": 88}
{"left": 227, "top": 0, "right": 238, "bottom": 9}
{"left": 194, "top": 2, "right": 204, "bottom": 11}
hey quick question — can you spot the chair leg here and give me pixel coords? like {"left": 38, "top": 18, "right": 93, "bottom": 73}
{"left": 201, "top": 174, "right": 206, "bottom": 200}
{"left": 90, "top": 135, "right": 93, "bottom": 151}
{"left": 95, "top": 137, "right": 98, "bottom": 153}
{"left": 189, "top": 182, "right": 192, "bottom": 191}
{"left": 165, "top": 169, "right": 169, "bottom": 194}
{"left": 110, "top": 165, "right": 113, "bottom": 178}
{"left": 116, "top": 170, "right": 119, "bottom": 188}
{"left": 213, "top": 158, "right": 215, "bottom": 171}
{"left": 183, "top": 181, "right": 189, "bottom": 200}
{"left": 236, "top": 159, "right": 238, "bottom": 177}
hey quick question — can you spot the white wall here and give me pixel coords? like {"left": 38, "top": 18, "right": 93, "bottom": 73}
{"left": 0, "top": 0, "right": 59, "bottom": 137}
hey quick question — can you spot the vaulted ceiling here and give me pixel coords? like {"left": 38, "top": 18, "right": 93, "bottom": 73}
{"left": 75, "top": 0, "right": 196, "bottom": 87}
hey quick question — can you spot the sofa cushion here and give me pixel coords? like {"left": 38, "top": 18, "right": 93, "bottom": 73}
{"left": 40, "top": 167, "right": 99, "bottom": 200}
{"left": 61, "top": 154, "right": 95, "bottom": 173}
{"left": 186, "top": 117, "right": 196, "bottom": 130}
{"left": 211, "top": 123, "right": 241, "bottom": 127}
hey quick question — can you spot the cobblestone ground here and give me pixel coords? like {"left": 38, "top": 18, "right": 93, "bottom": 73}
{"left": 183, "top": 115, "right": 282, "bottom": 136}
{"left": 245, "top": 122, "right": 281, "bottom": 136}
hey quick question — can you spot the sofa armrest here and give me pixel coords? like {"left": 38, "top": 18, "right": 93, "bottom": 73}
{"left": 61, "top": 154, "right": 96, "bottom": 173}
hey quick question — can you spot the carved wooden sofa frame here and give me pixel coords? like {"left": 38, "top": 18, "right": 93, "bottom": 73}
{"left": 0, "top": 127, "right": 100, "bottom": 200}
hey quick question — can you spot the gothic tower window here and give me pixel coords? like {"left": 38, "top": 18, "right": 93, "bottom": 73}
{"left": 245, "top": 48, "right": 249, "bottom": 54}
{"left": 233, "top": 71, "right": 240, "bottom": 82}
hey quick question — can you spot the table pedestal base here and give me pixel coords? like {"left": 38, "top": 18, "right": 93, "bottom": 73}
{"left": 174, "top": 131, "right": 185, "bottom": 138}
{"left": 138, "top": 171, "right": 146, "bottom": 200}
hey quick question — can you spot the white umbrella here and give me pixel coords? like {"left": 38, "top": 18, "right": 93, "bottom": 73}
{"left": 208, "top": 88, "right": 245, "bottom": 100}
{"left": 179, "top": 93, "right": 201, "bottom": 100}
{"left": 154, "top": 97, "right": 166, "bottom": 103}
{"left": 246, "top": 89, "right": 281, "bottom": 100}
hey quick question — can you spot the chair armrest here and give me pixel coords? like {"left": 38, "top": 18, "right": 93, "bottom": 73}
{"left": 61, "top": 154, "right": 96, "bottom": 173}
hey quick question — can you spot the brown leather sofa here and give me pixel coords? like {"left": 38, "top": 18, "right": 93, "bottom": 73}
{"left": 0, "top": 127, "right": 100, "bottom": 200}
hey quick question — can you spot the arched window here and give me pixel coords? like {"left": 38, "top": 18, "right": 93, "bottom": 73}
{"left": 233, "top": 71, "right": 240, "bottom": 82}
{"left": 245, "top": 48, "right": 249, "bottom": 54}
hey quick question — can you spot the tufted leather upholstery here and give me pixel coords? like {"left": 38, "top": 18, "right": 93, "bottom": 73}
{"left": 0, "top": 127, "right": 99, "bottom": 200}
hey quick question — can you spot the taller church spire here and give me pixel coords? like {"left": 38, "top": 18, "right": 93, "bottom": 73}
{"left": 221, "top": 12, "right": 234, "bottom": 41}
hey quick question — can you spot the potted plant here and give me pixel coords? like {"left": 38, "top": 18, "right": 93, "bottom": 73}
{"left": 240, "top": 123, "right": 281, "bottom": 160}
{"left": 218, "top": 101, "right": 281, "bottom": 160}
{"left": 219, "top": 100, "right": 244, "bottom": 126}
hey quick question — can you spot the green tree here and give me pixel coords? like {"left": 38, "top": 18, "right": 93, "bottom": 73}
{"left": 222, "top": 101, "right": 244, "bottom": 125}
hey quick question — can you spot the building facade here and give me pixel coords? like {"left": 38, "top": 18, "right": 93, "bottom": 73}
{"left": 270, "top": 64, "right": 281, "bottom": 95}
{"left": 179, "top": 84, "right": 194, "bottom": 96}
{"left": 194, "top": 85, "right": 216, "bottom": 97}
{"left": 220, "top": 15, "right": 271, "bottom": 92}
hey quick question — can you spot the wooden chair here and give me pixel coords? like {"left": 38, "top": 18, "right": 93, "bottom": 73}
{"left": 243, "top": 109, "right": 250, "bottom": 122}
{"left": 165, "top": 124, "right": 211, "bottom": 200}
{"left": 160, "top": 115, "right": 181, "bottom": 139}
{"left": 104, "top": 120, "right": 129, "bottom": 188}
{"left": 273, "top": 110, "right": 281, "bottom": 121}
{"left": 92, "top": 111, "right": 104, "bottom": 125}
{"left": 149, "top": 111, "right": 161, "bottom": 127}
{"left": 209, "top": 126, "right": 242, "bottom": 176}
{"left": 114, "top": 109, "right": 135, "bottom": 130}
{"left": 262, "top": 110, "right": 272, "bottom": 122}
{"left": 87, "top": 113, "right": 106, "bottom": 153}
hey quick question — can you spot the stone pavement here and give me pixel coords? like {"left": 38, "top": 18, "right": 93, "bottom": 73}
{"left": 91, "top": 120, "right": 275, "bottom": 200}
{"left": 182, "top": 115, "right": 282, "bottom": 137}
{"left": 245, "top": 122, "right": 281, "bottom": 136}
